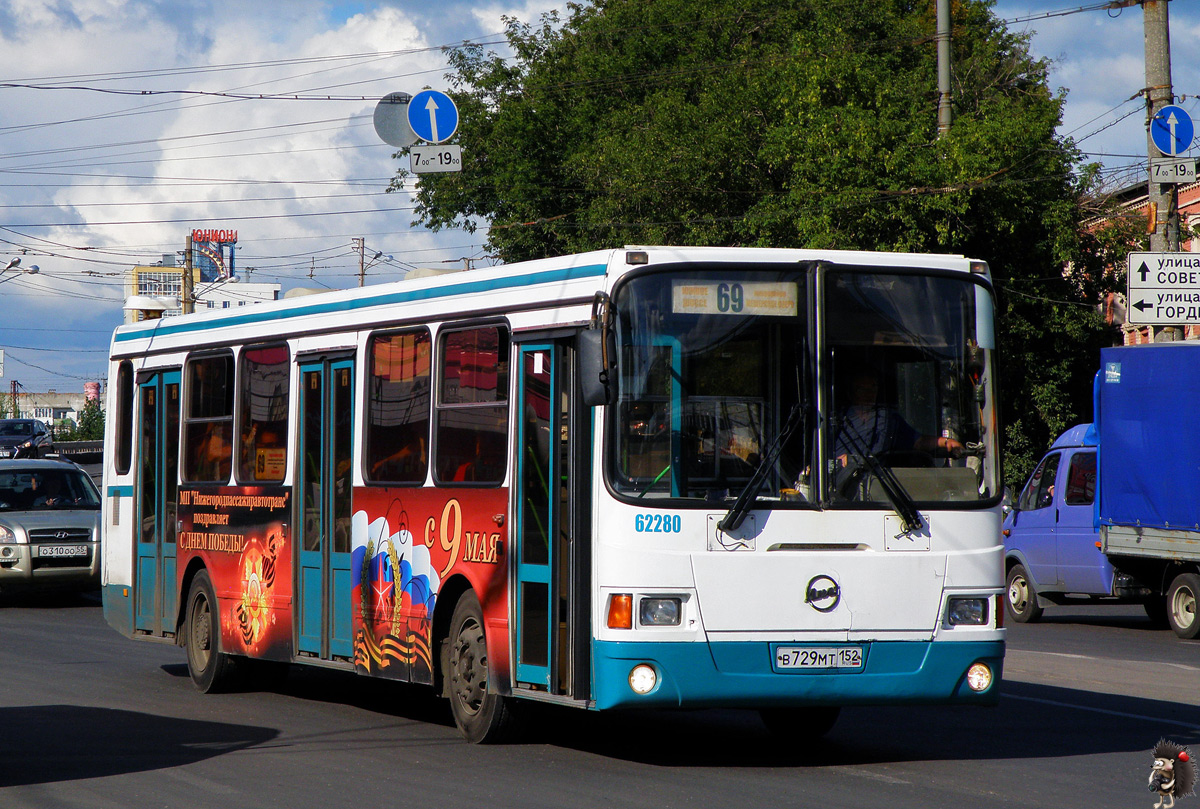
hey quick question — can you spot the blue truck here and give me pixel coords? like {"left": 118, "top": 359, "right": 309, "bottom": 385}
{"left": 1003, "top": 343, "right": 1200, "bottom": 638}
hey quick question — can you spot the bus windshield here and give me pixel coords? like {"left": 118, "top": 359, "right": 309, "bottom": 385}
{"left": 608, "top": 263, "right": 999, "bottom": 508}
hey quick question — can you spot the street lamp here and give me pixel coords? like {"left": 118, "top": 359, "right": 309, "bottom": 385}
{"left": 191, "top": 274, "right": 239, "bottom": 310}
{"left": 0, "top": 259, "right": 40, "bottom": 287}
{"left": 122, "top": 295, "right": 171, "bottom": 321}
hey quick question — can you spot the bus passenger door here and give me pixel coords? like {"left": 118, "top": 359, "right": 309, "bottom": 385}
{"left": 296, "top": 357, "right": 355, "bottom": 661}
{"left": 135, "top": 370, "right": 181, "bottom": 636}
{"left": 514, "top": 340, "right": 591, "bottom": 699}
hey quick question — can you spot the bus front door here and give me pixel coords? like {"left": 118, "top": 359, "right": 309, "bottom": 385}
{"left": 296, "top": 357, "right": 355, "bottom": 661}
{"left": 135, "top": 370, "right": 181, "bottom": 637}
{"left": 514, "top": 340, "right": 591, "bottom": 699}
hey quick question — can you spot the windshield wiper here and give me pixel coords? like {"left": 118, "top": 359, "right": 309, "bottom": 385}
{"left": 835, "top": 419, "right": 922, "bottom": 535}
{"left": 717, "top": 404, "right": 803, "bottom": 534}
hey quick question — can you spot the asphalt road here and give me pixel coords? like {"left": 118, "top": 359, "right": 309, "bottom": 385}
{"left": 1, "top": 592, "right": 1197, "bottom": 809}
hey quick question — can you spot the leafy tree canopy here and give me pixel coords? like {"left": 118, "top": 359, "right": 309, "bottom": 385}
{"left": 394, "top": 0, "right": 1123, "bottom": 486}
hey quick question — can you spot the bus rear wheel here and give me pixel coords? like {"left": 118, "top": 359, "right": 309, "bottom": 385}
{"left": 446, "top": 591, "right": 518, "bottom": 744}
{"left": 185, "top": 569, "right": 239, "bottom": 693}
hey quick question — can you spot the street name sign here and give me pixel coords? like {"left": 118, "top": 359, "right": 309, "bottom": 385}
{"left": 1150, "top": 105, "right": 1194, "bottom": 157}
{"left": 407, "top": 90, "right": 459, "bottom": 144}
{"left": 1127, "top": 252, "right": 1200, "bottom": 325}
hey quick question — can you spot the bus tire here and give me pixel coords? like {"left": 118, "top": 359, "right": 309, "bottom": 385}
{"left": 446, "top": 591, "right": 518, "bottom": 744}
{"left": 185, "top": 569, "right": 239, "bottom": 693}
{"left": 759, "top": 706, "right": 840, "bottom": 741}
{"left": 1166, "top": 573, "right": 1200, "bottom": 639}
{"left": 1005, "top": 564, "right": 1043, "bottom": 623}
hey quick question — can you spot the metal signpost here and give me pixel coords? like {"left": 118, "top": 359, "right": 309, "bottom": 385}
{"left": 1150, "top": 104, "right": 1194, "bottom": 156}
{"left": 405, "top": 90, "right": 462, "bottom": 174}
{"left": 1126, "top": 252, "right": 1200, "bottom": 325}
{"left": 1149, "top": 105, "right": 1196, "bottom": 185}
{"left": 372, "top": 90, "right": 463, "bottom": 174}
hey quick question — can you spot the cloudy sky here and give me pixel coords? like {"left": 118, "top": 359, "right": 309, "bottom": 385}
{"left": 0, "top": 0, "right": 1196, "bottom": 393}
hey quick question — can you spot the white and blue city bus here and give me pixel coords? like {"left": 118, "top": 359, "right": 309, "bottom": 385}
{"left": 102, "top": 246, "right": 1004, "bottom": 743}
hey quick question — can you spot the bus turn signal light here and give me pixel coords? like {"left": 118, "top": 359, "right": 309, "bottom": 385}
{"left": 608, "top": 594, "right": 633, "bottom": 629}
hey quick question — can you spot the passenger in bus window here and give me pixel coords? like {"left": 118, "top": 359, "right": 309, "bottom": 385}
{"left": 834, "top": 370, "right": 962, "bottom": 464}
{"left": 369, "top": 431, "right": 426, "bottom": 480}
{"left": 193, "top": 424, "right": 233, "bottom": 481}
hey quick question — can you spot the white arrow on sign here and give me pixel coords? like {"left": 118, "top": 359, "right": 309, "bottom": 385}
{"left": 425, "top": 97, "right": 441, "bottom": 145}
{"left": 1168, "top": 112, "right": 1180, "bottom": 155}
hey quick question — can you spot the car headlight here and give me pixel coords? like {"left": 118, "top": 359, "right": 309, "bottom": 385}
{"left": 0, "top": 525, "right": 16, "bottom": 543}
{"left": 947, "top": 597, "right": 988, "bottom": 626}
{"left": 639, "top": 597, "right": 682, "bottom": 627}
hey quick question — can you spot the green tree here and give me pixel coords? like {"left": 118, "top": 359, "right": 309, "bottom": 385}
{"left": 396, "top": 0, "right": 1121, "bottom": 486}
{"left": 75, "top": 397, "right": 105, "bottom": 441}
{"left": 56, "top": 398, "right": 105, "bottom": 442}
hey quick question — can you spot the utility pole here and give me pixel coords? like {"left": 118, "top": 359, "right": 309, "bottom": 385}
{"left": 353, "top": 237, "right": 365, "bottom": 287}
{"left": 183, "top": 234, "right": 195, "bottom": 314}
{"left": 1143, "top": 0, "right": 1178, "bottom": 342}
{"left": 935, "top": 0, "right": 952, "bottom": 137}
{"left": 1144, "top": 0, "right": 1178, "bottom": 253}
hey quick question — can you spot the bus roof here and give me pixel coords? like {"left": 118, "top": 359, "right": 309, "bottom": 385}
{"left": 110, "top": 245, "right": 983, "bottom": 358}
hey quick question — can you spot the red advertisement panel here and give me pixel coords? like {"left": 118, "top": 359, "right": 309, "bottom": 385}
{"left": 351, "top": 486, "right": 508, "bottom": 685}
{"left": 177, "top": 486, "right": 293, "bottom": 661}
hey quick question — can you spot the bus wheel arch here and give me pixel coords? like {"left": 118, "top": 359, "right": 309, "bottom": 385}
{"left": 440, "top": 586, "right": 519, "bottom": 743}
{"left": 183, "top": 566, "right": 240, "bottom": 692}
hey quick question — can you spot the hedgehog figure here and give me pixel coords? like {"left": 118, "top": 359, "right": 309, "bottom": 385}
{"left": 1149, "top": 738, "right": 1197, "bottom": 809}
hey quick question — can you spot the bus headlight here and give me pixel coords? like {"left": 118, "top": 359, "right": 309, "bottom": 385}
{"left": 966, "top": 662, "right": 993, "bottom": 692}
{"left": 629, "top": 663, "right": 658, "bottom": 694}
{"left": 947, "top": 597, "right": 988, "bottom": 626}
{"left": 639, "top": 597, "right": 681, "bottom": 626}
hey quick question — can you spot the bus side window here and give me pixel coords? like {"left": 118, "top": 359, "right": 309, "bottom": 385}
{"left": 115, "top": 360, "right": 134, "bottom": 475}
{"left": 184, "top": 354, "right": 235, "bottom": 483}
{"left": 435, "top": 325, "right": 509, "bottom": 485}
{"left": 366, "top": 329, "right": 431, "bottom": 484}
{"left": 237, "top": 344, "right": 290, "bottom": 482}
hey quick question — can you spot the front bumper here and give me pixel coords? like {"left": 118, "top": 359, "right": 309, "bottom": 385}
{"left": 592, "top": 638, "right": 1004, "bottom": 710}
{"left": 0, "top": 542, "right": 100, "bottom": 589}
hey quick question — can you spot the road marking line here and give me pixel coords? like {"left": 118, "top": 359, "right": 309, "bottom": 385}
{"left": 1012, "top": 649, "right": 1200, "bottom": 672}
{"left": 840, "top": 768, "right": 911, "bottom": 785}
{"left": 1007, "top": 694, "right": 1200, "bottom": 731}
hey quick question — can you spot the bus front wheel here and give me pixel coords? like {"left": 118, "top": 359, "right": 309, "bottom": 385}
{"left": 759, "top": 706, "right": 841, "bottom": 742}
{"left": 446, "top": 591, "right": 518, "bottom": 744}
{"left": 185, "top": 569, "right": 239, "bottom": 693}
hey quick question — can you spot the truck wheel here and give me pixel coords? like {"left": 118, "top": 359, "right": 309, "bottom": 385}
{"left": 1005, "top": 564, "right": 1043, "bottom": 623}
{"left": 1166, "top": 573, "right": 1200, "bottom": 639}
{"left": 185, "top": 570, "right": 240, "bottom": 692}
{"left": 446, "top": 591, "right": 519, "bottom": 744}
{"left": 1143, "top": 597, "right": 1169, "bottom": 628}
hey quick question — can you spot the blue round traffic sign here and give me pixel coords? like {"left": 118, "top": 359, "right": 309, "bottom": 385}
{"left": 1150, "top": 104, "right": 1193, "bottom": 156}
{"left": 407, "top": 90, "right": 459, "bottom": 144}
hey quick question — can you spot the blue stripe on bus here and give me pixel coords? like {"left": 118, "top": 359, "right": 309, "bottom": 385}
{"left": 114, "top": 263, "right": 608, "bottom": 343}
{"left": 590, "top": 639, "right": 1004, "bottom": 710}
{"left": 107, "top": 485, "right": 134, "bottom": 497}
